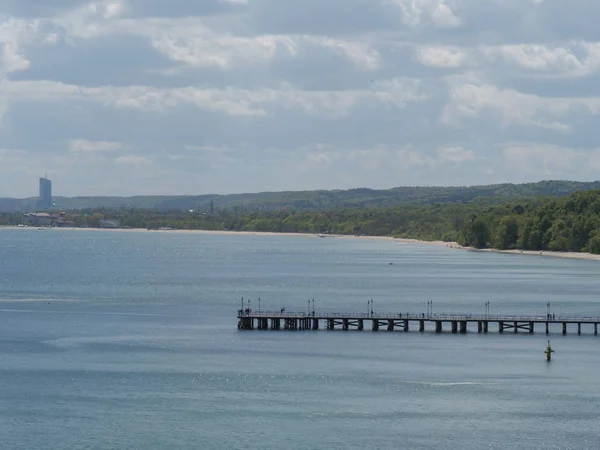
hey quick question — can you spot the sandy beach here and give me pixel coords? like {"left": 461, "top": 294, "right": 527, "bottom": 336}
{"left": 466, "top": 247, "right": 600, "bottom": 261}
{"left": 3, "top": 225, "right": 600, "bottom": 261}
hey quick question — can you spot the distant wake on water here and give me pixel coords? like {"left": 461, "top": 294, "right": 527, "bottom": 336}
{"left": 411, "top": 381, "right": 493, "bottom": 387}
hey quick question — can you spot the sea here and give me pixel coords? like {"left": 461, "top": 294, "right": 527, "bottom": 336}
{"left": 1, "top": 228, "right": 599, "bottom": 449}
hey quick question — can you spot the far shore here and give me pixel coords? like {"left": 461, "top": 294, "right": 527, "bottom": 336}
{"left": 3, "top": 225, "right": 600, "bottom": 261}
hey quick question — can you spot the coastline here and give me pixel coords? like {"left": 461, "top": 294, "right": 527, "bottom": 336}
{"left": 2, "top": 225, "right": 600, "bottom": 261}
{"left": 464, "top": 247, "right": 600, "bottom": 261}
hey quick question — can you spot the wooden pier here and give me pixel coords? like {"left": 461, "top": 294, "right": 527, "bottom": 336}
{"left": 237, "top": 311, "right": 600, "bottom": 335}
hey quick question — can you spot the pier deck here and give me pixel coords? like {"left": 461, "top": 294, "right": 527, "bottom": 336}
{"left": 237, "top": 311, "right": 600, "bottom": 335}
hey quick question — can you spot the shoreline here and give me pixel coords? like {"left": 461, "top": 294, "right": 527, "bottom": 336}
{"left": 2, "top": 225, "right": 600, "bottom": 261}
{"left": 464, "top": 247, "right": 600, "bottom": 261}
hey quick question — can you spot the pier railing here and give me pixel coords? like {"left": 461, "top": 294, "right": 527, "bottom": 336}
{"left": 237, "top": 310, "right": 600, "bottom": 323}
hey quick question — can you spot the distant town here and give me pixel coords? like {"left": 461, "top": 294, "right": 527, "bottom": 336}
{"left": 18, "top": 176, "right": 197, "bottom": 229}
{"left": 23, "top": 212, "right": 121, "bottom": 229}
{"left": 23, "top": 177, "right": 102, "bottom": 228}
{"left": 20, "top": 177, "right": 122, "bottom": 228}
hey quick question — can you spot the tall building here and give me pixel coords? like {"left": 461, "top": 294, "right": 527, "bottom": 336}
{"left": 38, "top": 177, "right": 52, "bottom": 210}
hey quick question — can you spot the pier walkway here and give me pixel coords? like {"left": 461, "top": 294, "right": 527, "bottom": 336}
{"left": 237, "top": 310, "right": 600, "bottom": 335}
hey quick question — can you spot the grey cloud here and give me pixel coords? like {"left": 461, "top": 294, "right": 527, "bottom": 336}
{"left": 424, "top": 1, "right": 600, "bottom": 45}
{"left": 125, "top": 0, "right": 243, "bottom": 18}
{"left": 2, "top": 101, "right": 116, "bottom": 150}
{"left": 442, "top": 83, "right": 600, "bottom": 134}
{"left": 2, "top": 0, "right": 241, "bottom": 19}
{"left": 244, "top": 0, "right": 398, "bottom": 36}
{"left": 491, "top": 74, "right": 600, "bottom": 101}
{"left": 3, "top": 80, "right": 432, "bottom": 153}
{"left": 9, "top": 35, "right": 174, "bottom": 86}
{"left": 1, "top": 0, "right": 86, "bottom": 18}
{"left": 532, "top": 1, "right": 600, "bottom": 41}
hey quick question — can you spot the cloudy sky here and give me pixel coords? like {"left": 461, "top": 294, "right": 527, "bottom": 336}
{"left": 1, "top": 0, "right": 600, "bottom": 197}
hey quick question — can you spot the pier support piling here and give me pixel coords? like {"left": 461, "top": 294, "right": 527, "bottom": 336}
{"left": 237, "top": 311, "right": 600, "bottom": 337}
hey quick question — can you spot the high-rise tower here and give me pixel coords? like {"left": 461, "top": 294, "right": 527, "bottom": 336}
{"left": 38, "top": 177, "right": 52, "bottom": 210}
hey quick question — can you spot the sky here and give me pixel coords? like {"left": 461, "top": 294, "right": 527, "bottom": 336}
{"left": 1, "top": 0, "right": 600, "bottom": 197}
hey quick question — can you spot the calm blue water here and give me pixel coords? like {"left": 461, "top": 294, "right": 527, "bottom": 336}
{"left": 1, "top": 228, "right": 600, "bottom": 449}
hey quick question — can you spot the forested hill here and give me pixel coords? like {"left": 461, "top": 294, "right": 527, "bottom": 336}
{"left": 3, "top": 180, "right": 600, "bottom": 212}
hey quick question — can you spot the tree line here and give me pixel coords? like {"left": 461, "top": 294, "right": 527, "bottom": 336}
{"left": 3, "top": 188, "right": 600, "bottom": 253}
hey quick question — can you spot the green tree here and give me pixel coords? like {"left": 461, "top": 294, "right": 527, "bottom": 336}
{"left": 494, "top": 215, "right": 519, "bottom": 249}
{"left": 89, "top": 213, "right": 104, "bottom": 228}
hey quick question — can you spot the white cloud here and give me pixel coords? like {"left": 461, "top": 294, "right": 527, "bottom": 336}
{"left": 416, "top": 46, "right": 467, "bottom": 68}
{"left": 47, "top": 9, "right": 381, "bottom": 71}
{"left": 397, "top": 147, "right": 435, "bottom": 169}
{"left": 4, "top": 77, "right": 424, "bottom": 118}
{"left": 502, "top": 143, "right": 583, "bottom": 176}
{"left": 115, "top": 155, "right": 151, "bottom": 165}
{"left": 299, "top": 145, "right": 439, "bottom": 173}
{"left": 185, "top": 145, "right": 234, "bottom": 153}
{"left": 414, "top": 41, "right": 600, "bottom": 78}
{"left": 442, "top": 84, "right": 600, "bottom": 131}
{"left": 150, "top": 33, "right": 287, "bottom": 70}
{"left": 437, "top": 146, "right": 474, "bottom": 163}
{"left": 0, "top": 19, "right": 40, "bottom": 75}
{"left": 495, "top": 42, "right": 600, "bottom": 78}
{"left": 52, "top": 1, "right": 130, "bottom": 40}
{"left": 431, "top": 3, "right": 461, "bottom": 28}
{"left": 102, "top": 1, "right": 126, "bottom": 19}
{"left": 318, "top": 38, "right": 380, "bottom": 70}
{"left": 390, "top": 0, "right": 461, "bottom": 28}
{"left": 305, "top": 152, "right": 341, "bottom": 168}
{"left": 151, "top": 32, "right": 381, "bottom": 71}
{"left": 415, "top": 41, "right": 600, "bottom": 78}
{"left": 347, "top": 148, "right": 390, "bottom": 171}
{"left": 42, "top": 33, "right": 59, "bottom": 45}
{"left": 69, "top": 139, "right": 127, "bottom": 152}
